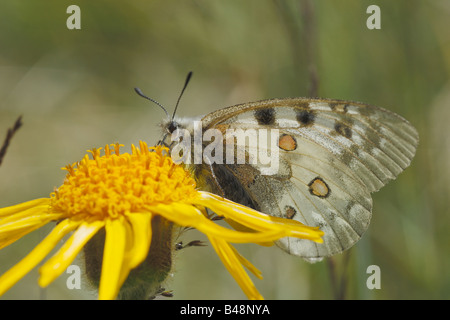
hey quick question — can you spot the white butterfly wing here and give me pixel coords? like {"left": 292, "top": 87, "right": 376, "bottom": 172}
{"left": 200, "top": 98, "right": 418, "bottom": 259}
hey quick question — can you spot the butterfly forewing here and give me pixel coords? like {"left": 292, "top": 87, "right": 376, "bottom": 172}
{"left": 196, "top": 98, "right": 418, "bottom": 259}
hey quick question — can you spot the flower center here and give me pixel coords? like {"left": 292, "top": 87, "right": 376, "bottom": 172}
{"left": 50, "top": 142, "right": 198, "bottom": 218}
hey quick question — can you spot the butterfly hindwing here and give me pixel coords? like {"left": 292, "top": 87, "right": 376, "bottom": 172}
{"left": 194, "top": 98, "right": 418, "bottom": 259}
{"left": 266, "top": 131, "right": 373, "bottom": 258}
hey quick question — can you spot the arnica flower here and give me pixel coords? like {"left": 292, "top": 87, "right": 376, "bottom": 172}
{"left": 0, "top": 141, "right": 323, "bottom": 300}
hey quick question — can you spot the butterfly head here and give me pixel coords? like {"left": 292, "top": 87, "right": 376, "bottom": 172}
{"left": 159, "top": 117, "right": 182, "bottom": 147}
{"left": 166, "top": 120, "right": 179, "bottom": 135}
{"left": 135, "top": 71, "right": 193, "bottom": 147}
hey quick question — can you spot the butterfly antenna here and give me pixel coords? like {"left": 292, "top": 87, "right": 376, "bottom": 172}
{"left": 172, "top": 71, "right": 193, "bottom": 120}
{"left": 134, "top": 87, "right": 170, "bottom": 119}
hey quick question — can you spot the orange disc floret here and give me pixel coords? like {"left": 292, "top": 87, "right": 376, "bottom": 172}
{"left": 50, "top": 142, "right": 198, "bottom": 219}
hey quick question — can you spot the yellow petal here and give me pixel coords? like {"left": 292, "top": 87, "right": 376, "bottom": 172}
{"left": 124, "top": 212, "right": 152, "bottom": 270}
{"left": 198, "top": 193, "right": 285, "bottom": 228}
{"left": 155, "top": 203, "right": 286, "bottom": 243}
{"left": 0, "top": 211, "right": 62, "bottom": 250}
{"left": 0, "top": 212, "right": 63, "bottom": 234}
{"left": 224, "top": 218, "right": 274, "bottom": 247}
{"left": 198, "top": 192, "right": 324, "bottom": 242}
{"left": 98, "top": 217, "right": 128, "bottom": 300}
{"left": 0, "top": 198, "right": 51, "bottom": 217}
{"left": 0, "top": 225, "right": 46, "bottom": 250}
{"left": 115, "top": 213, "right": 153, "bottom": 290}
{"left": 0, "top": 218, "right": 80, "bottom": 296}
{"left": 229, "top": 245, "right": 263, "bottom": 280}
{"left": 39, "top": 219, "right": 104, "bottom": 287}
{"left": 208, "top": 235, "right": 263, "bottom": 300}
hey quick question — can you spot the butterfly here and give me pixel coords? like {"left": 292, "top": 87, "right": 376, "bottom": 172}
{"left": 136, "top": 72, "right": 419, "bottom": 261}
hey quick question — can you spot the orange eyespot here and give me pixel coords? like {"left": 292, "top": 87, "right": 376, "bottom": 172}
{"left": 308, "top": 177, "right": 330, "bottom": 198}
{"left": 278, "top": 134, "right": 297, "bottom": 151}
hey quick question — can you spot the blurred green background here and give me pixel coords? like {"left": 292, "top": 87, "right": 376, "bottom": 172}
{"left": 0, "top": 0, "right": 448, "bottom": 300}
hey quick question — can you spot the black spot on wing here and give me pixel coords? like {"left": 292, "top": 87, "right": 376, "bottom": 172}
{"left": 285, "top": 205, "right": 297, "bottom": 219}
{"left": 334, "top": 122, "right": 352, "bottom": 138}
{"left": 329, "top": 103, "right": 349, "bottom": 114}
{"left": 254, "top": 108, "right": 275, "bottom": 125}
{"left": 296, "top": 109, "right": 316, "bottom": 126}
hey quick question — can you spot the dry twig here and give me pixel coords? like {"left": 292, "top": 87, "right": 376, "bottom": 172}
{"left": 0, "top": 116, "right": 23, "bottom": 166}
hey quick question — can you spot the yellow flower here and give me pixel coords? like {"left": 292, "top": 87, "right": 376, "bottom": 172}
{"left": 0, "top": 141, "right": 323, "bottom": 300}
